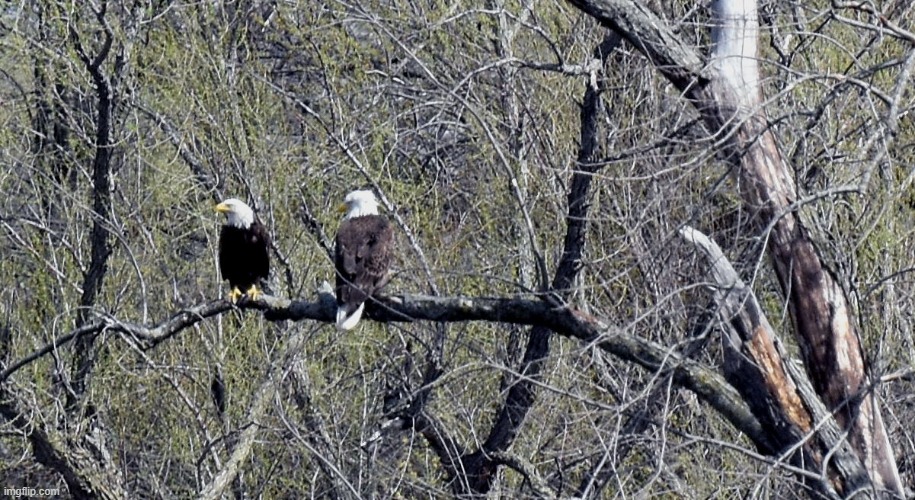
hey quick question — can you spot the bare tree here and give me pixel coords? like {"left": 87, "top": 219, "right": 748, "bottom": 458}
{"left": 563, "top": 0, "right": 904, "bottom": 495}
{"left": 0, "top": 0, "right": 912, "bottom": 498}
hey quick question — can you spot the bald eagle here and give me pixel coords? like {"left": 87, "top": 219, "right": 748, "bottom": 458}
{"left": 334, "top": 190, "right": 393, "bottom": 330}
{"left": 215, "top": 198, "right": 270, "bottom": 303}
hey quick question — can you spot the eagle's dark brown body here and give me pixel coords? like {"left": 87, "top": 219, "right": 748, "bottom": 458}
{"left": 218, "top": 221, "right": 270, "bottom": 293}
{"left": 334, "top": 215, "right": 393, "bottom": 320}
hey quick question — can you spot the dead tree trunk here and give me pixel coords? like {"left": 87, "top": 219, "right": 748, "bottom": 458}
{"left": 702, "top": 2, "right": 902, "bottom": 496}
{"left": 565, "top": 0, "right": 904, "bottom": 496}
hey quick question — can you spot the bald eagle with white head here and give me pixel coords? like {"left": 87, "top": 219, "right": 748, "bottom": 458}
{"left": 334, "top": 189, "right": 393, "bottom": 330}
{"left": 215, "top": 198, "right": 270, "bottom": 303}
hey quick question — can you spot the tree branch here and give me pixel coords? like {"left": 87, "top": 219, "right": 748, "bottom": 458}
{"left": 0, "top": 384, "right": 127, "bottom": 499}
{"left": 561, "top": 0, "right": 904, "bottom": 495}
{"left": 69, "top": 2, "right": 117, "bottom": 405}
{"left": 199, "top": 324, "right": 316, "bottom": 499}
{"left": 2, "top": 290, "right": 766, "bottom": 452}
{"left": 562, "top": 0, "right": 707, "bottom": 91}
{"left": 680, "top": 226, "right": 871, "bottom": 496}
{"left": 455, "top": 32, "right": 624, "bottom": 495}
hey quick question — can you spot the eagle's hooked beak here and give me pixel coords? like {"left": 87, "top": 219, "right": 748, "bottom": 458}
{"left": 338, "top": 203, "right": 348, "bottom": 214}
{"left": 215, "top": 202, "right": 230, "bottom": 213}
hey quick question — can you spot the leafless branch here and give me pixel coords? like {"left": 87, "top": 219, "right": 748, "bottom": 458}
{"left": 199, "top": 324, "right": 319, "bottom": 499}
{"left": 831, "top": 1, "right": 915, "bottom": 44}
{"left": 1, "top": 289, "right": 764, "bottom": 455}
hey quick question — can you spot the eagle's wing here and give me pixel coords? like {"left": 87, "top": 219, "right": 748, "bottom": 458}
{"left": 360, "top": 217, "right": 393, "bottom": 292}
{"left": 249, "top": 220, "right": 271, "bottom": 280}
{"left": 335, "top": 216, "right": 393, "bottom": 313}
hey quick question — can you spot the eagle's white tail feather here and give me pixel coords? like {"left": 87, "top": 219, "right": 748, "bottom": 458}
{"left": 336, "top": 303, "right": 365, "bottom": 330}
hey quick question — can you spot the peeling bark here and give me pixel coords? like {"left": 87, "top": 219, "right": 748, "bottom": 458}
{"left": 681, "top": 226, "right": 871, "bottom": 497}
{"left": 562, "top": 0, "right": 903, "bottom": 496}
{"left": 702, "top": 3, "right": 902, "bottom": 495}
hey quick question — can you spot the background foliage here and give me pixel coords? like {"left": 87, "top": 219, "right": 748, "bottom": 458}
{"left": 0, "top": 0, "right": 913, "bottom": 497}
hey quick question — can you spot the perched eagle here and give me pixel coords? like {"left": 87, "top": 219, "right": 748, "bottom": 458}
{"left": 215, "top": 198, "right": 270, "bottom": 303}
{"left": 334, "top": 190, "right": 393, "bottom": 330}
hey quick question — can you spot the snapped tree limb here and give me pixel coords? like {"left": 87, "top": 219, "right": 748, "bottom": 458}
{"left": 680, "top": 226, "right": 872, "bottom": 497}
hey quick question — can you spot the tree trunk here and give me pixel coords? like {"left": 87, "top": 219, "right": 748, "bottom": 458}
{"left": 701, "top": 2, "right": 902, "bottom": 496}
{"left": 563, "top": 0, "right": 904, "bottom": 496}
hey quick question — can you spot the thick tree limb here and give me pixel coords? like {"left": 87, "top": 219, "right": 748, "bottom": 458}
{"left": 30, "top": 6, "right": 129, "bottom": 498}
{"left": 453, "top": 32, "right": 624, "bottom": 495}
{"left": 485, "top": 451, "right": 555, "bottom": 499}
{"left": 70, "top": 4, "right": 114, "bottom": 325}
{"left": 70, "top": 2, "right": 117, "bottom": 399}
{"left": 3, "top": 290, "right": 766, "bottom": 453}
{"left": 2, "top": 269, "right": 767, "bottom": 498}
{"left": 704, "top": 4, "right": 902, "bottom": 496}
{"left": 563, "top": 0, "right": 706, "bottom": 91}
{"left": 680, "top": 226, "right": 871, "bottom": 497}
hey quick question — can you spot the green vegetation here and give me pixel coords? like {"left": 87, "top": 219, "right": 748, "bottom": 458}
{"left": 0, "top": 1, "right": 912, "bottom": 498}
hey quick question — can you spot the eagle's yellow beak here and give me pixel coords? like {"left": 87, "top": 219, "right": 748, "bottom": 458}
{"left": 338, "top": 203, "right": 348, "bottom": 214}
{"left": 215, "top": 202, "right": 230, "bottom": 213}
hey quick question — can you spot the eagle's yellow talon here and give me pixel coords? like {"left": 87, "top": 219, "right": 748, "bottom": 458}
{"left": 228, "top": 287, "right": 243, "bottom": 303}
{"left": 245, "top": 285, "right": 260, "bottom": 301}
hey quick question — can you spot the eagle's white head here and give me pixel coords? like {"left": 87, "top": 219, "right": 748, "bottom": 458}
{"left": 341, "top": 190, "right": 380, "bottom": 219}
{"left": 215, "top": 198, "right": 255, "bottom": 228}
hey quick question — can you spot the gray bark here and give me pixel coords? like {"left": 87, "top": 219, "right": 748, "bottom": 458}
{"left": 5, "top": 290, "right": 767, "bottom": 454}
{"left": 563, "top": 0, "right": 903, "bottom": 496}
